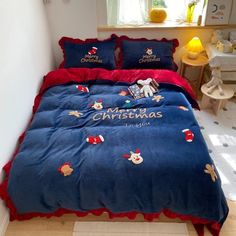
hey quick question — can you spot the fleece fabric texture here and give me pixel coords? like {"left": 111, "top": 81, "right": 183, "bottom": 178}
{"left": 0, "top": 69, "right": 228, "bottom": 235}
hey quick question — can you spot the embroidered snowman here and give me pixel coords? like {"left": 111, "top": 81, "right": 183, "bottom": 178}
{"left": 123, "top": 149, "right": 143, "bottom": 165}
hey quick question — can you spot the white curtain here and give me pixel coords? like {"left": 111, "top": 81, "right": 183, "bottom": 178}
{"left": 107, "top": 0, "right": 148, "bottom": 25}
{"left": 165, "top": 0, "right": 188, "bottom": 21}
{"left": 107, "top": 0, "right": 205, "bottom": 25}
{"left": 163, "top": 0, "right": 204, "bottom": 22}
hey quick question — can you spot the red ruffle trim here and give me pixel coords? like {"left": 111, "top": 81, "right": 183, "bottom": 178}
{"left": 0, "top": 156, "right": 221, "bottom": 236}
{"left": 0, "top": 171, "right": 221, "bottom": 236}
{"left": 116, "top": 35, "right": 179, "bottom": 69}
{"left": 58, "top": 34, "right": 118, "bottom": 68}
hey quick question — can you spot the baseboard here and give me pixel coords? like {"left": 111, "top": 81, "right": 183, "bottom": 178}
{"left": 0, "top": 204, "right": 9, "bottom": 236}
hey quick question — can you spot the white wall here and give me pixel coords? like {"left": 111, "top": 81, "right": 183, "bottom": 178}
{"left": 44, "top": 0, "right": 236, "bottom": 66}
{"left": 0, "top": 0, "right": 54, "bottom": 234}
{"left": 45, "top": 0, "right": 98, "bottom": 66}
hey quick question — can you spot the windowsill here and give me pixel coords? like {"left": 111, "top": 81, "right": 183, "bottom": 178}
{"left": 98, "top": 21, "right": 236, "bottom": 31}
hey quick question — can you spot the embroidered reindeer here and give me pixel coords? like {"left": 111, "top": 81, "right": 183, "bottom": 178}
{"left": 146, "top": 48, "right": 153, "bottom": 55}
{"left": 91, "top": 100, "right": 103, "bottom": 110}
{"left": 123, "top": 149, "right": 143, "bottom": 165}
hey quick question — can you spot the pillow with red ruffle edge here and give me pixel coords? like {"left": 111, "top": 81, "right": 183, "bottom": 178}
{"left": 58, "top": 34, "right": 119, "bottom": 69}
{"left": 116, "top": 35, "right": 179, "bottom": 71}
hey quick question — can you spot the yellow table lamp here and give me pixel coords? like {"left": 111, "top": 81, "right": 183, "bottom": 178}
{"left": 186, "top": 37, "right": 204, "bottom": 59}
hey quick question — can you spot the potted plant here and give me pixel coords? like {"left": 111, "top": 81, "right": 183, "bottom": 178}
{"left": 186, "top": 0, "right": 200, "bottom": 24}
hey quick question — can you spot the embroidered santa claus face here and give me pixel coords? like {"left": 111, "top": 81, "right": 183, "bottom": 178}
{"left": 88, "top": 47, "right": 98, "bottom": 55}
{"left": 123, "top": 149, "right": 143, "bottom": 165}
{"left": 92, "top": 101, "right": 103, "bottom": 110}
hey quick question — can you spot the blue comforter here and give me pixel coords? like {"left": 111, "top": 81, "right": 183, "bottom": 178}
{"left": 2, "top": 68, "right": 228, "bottom": 233}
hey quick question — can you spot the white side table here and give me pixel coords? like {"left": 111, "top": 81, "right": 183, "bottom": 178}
{"left": 201, "top": 84, "right": 234, "bottom": 115}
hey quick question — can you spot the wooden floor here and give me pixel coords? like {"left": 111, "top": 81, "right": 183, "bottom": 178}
{"left": 5, "top": 201, "right": 236, "bottom": 236}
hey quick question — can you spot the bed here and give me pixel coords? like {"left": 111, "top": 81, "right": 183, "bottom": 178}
{"left": 0, "top": 35, "right": 229, "bottom": 236}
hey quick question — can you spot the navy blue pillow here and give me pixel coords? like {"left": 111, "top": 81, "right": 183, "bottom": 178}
{"left": 59, "top": 36, "right": 117, "bottom": 70}
{"left": 120, "top": 38, "right": 178, "bottom": 71}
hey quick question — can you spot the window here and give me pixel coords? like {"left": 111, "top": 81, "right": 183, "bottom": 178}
{"left": 106, "top": 0, "right": 206, "bottom": 25}
{"left": 107, "top": 0, "right": 149, "bottom": 25}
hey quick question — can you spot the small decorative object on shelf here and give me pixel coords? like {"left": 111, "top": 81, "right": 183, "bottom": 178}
{"left": 186, "top": 0, "right": 200, "bottom": 23}
{"left": 185, "top": 37, "right": 205, "bottom": 59}
{"left": 150, "top": 8, "right": 167, "bottom": 23}
{"left": 197, "top": 0, "right": 207, "bottom": 25}
{"left": 216, "top": 40, "right": 233, "bottom": 53}
{"left": 205, "top": 0, "right": 232, "bottom": 25}
{"left": 232, "top": 45, "right": 236, "bottom": 54}
{"left": 229, "top": 31, "right": 236, "bottom": 45}
{"left": 210, "top": 30, "right": 223, "bottom": 44}
{"left": 150, "top": 0, "right": 167, "bottom": 23}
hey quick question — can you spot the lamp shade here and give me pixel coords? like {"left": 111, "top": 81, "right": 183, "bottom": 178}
{"left": 186, "top": 37, "right": 204, "bottom": 59}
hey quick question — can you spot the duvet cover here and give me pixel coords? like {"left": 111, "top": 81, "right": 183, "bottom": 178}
{"left": 0, "top": 68, "right": 228, "bottom": 236}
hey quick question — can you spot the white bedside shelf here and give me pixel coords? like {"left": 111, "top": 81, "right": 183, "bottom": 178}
{"left": 205, "top": 43, "right": 236, "bottom": 94}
